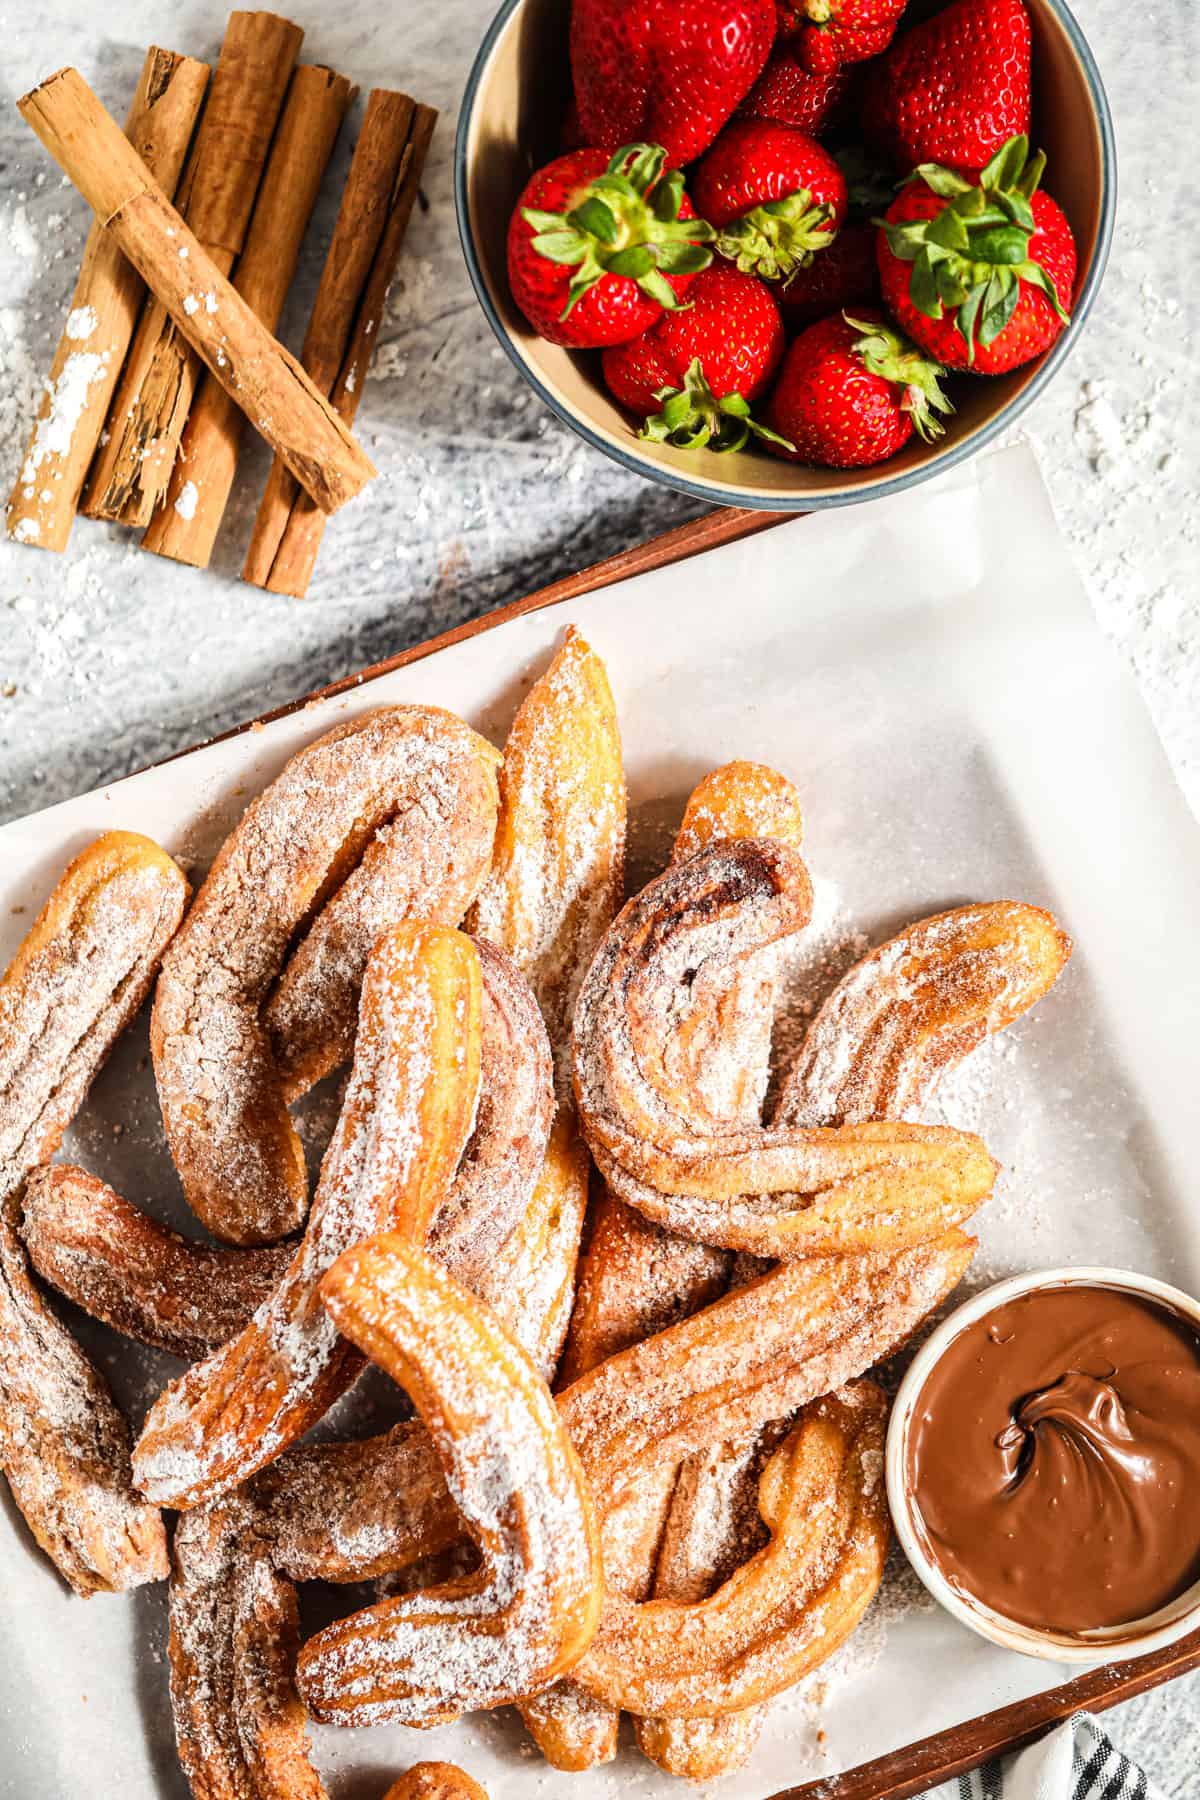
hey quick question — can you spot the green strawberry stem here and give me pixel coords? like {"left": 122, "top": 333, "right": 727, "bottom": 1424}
{"left": 523, "top": 144, "right": 714, "bottom": 319}
{"left": 715, "top": 190, "right": 837, "bottom": 284}
{"left": 844, "top": 314, "right": 953, "bottom": 442}
{"left": 876, "top": 135, "right": 1069, "bottom": 364}
{"left": 639, "top": 358, "right": 794, "bottom": 454}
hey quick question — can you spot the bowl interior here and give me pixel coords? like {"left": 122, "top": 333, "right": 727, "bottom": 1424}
{"left": 460, "top": 0, "right": 1111, "bottom": 506}
{"left": 885, "top": 1268, "right": 1200, "bottom": 1663}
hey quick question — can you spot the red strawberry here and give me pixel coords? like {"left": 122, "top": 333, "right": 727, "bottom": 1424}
{"left": 602, "top": 264, "right": 787, "bottom": 449}
{"left": 763, "top": 310, "right": 952, "bottom": 466}
{"left": 571, "top": 0, "right": 775, "bottom": 168}
{"left": 776, "top": 0, "right": 907, "bottom": 75}
{"left": 877, "top": 136, "right": 1075, "bottom": 373}
{"left": 507, "top": 144, "right": 713, "bottom": 349}
{"left": 691, "top": 120, "right": 848, "bottom": 284}
{"left": 777, "top": 220, "right": 879, "bottom": 329}
{"left": 739, "top": 51, "right": 850, "bottom": 135}
{"left": 862, "top": 0, "right": 1032, "bottom": 173}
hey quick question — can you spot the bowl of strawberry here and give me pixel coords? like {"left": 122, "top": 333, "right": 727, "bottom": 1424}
{"left": 455, "top": 0, "right": 1114, "bottom": 509}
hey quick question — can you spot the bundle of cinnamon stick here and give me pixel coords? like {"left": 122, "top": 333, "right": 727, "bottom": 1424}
{"left": 6, "top": 9, "right": 436, "bottom": 598}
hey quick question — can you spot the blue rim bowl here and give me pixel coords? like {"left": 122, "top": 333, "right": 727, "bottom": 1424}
{"left": 454, "top": 0, "right": 1116, "bottom": 510}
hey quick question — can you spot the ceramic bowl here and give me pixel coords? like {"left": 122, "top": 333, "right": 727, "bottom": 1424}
{"left": 885, "top": 1266, "right": 1200, "bottom": 1664}
{"left": 455, "top": 0, "right": 1116, "bottom": 510}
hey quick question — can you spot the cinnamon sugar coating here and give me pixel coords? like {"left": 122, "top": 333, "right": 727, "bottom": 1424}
{"left": 428, "top": 939, "right": 553, "bottom": 1288}
{"left": 0, "top": 831, "right": 186, "bottom": 1594}
{"left": 468, "top": 628, "right": 627, "bottom": 1386}
{"left": 166, "top": 1416, "right": 464, "bottom": 1799}
{"left": 574, "top": 838, "right": 998, "bottom": 1257}
{"left": 558, "top": 1187, "right": 731, "bottom": 1389}
{"left": 775, "top": 901, "right": 1072, "bottom": 1127}
{"left": 152, "top": 705, "right": 498, "bottom": 1245}
{"left": 296, "top": 1237, "right": 603, "bottom": 1727}
{"left": 576, "top": 1383, "right": 890, "bottom": 1719}
{"left": 471, "top": 1113, "right": 590, "bottom": 1383}
{"left": 533, "top": 761, "right": 801, "bottom": 1768}
{"left": 171, "top": 1491, "right": 327, "bottom": 1800}
{"left": 469, "top": 627, "right": 624, "bottom": 1087}
{"left": 27, "top": 939, "right": 551, "bottom": 1382}
{"left": 135, "top": 923, "right": 483, "bottom": 1508}
{"left": 558, "top": 1229, "right": 972, "bottom": 1521}
{"left": 519, "top": 1679, "right": 621, "bottom": 1771}
{"left": 22, "top": 1164, "right": 291, "bottom": 1360}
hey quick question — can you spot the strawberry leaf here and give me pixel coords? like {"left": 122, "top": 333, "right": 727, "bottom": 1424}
{"left": 523, "top": 208, "right": 570, "bottom": 232}
{"left": 655, "top": 241, "right": 712, "bottom": 275}
{"left": 887, "top": 135, "right": 1070, "bottom": 356}
{"left": 1015, "top": 260, "right": 1070, "bottom": 321}
{"left": 639, "top": 267, "right": 685, "bottom": 310}
{"left": 652, "top": 170, "right": 685, "bottom": 221}
{"left": 925, "top": 207, "right": 971, "bottom": 253}
{"left": 568, "top": 198, "right": 618, "bottom": 243}
{"left": 909, "top": 254, "right": 942, "bottom": 318}
{"left": 526, "top": 143, "right": 712, "bottom": 320}
{"left": 913, "top": 162, "right": 972, "bottom": 199}
{"left": 955, "top": 285, "right": 985, "bottom": 363}
{"left": 978, "top": 270, "right": 1020, "bottom": 345}
{"left": 970, "top": 225, "right": 1028, "bottom": 266}
{"left": 981, "top": 134, "right": 1029, "bottom": 192}
{"left": 608, "top": 245, "right": 654, "bottom": 278}
{"left": 637, "top": 358, "right": 790, "bottom": 455}
{"left": 530, "top": 230, "right": 589, "bottom": 265}
{"left": 845, "top": 313, "right": 953, "bottom": 441}
{"left": 591, "top": 174, "right": 639, "bottom": 202}
{"left": 715, "top": 191, "right": 837, "bottom": 284}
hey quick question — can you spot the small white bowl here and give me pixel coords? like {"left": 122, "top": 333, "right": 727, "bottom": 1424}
{"left": 886, "top": 1265, "right": 1200, "bottom": 1664}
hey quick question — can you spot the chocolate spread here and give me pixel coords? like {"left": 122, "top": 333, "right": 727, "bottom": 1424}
{"left": 905, "top": 1284, "right": 1200, "bottom": 1634}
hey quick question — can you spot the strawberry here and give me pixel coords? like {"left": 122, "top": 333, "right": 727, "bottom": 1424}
{"left": 507, "top": 144, "right": 713, "bottom": 349}
{"left": 691, "top": 120, "right": 848, "bottom": 284}
{"left": 739, "top": 51, "right": 850, "bottom": 135}
{"left": 763, "top": 310, "right": 952, "bottom": 466}
{"left": 776, "top": 0, "right": 907, "bottom": 75}
{"left": 602, "top": 263, "right": 788, "bottom": 449}
{"left": 862, "top": 0, "right": 1032, "bottom": 173}
{"left": 777, "top": 220, "right": 878, "bottom": 329}
{"left": 571, "top": 0, "right": 775, "bottom": 168}
{"left": 776, "top": 146, "right": 892, "bottom": 328}
{"left": 876, "top": 135, "right": 1075, "bottom": 373}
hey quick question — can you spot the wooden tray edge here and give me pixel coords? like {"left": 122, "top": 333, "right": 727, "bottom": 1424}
{"left": 156, "top": 504, "right": 790, "bottom": 768}
{"left": 65, "top": 499, "right": 1200, "bottom": 1796}
{"left": 774, "top": 1625, "right": 1200, "bottom": 1799}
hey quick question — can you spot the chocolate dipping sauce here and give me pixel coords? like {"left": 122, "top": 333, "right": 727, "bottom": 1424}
{"left": 905, "top": 1284, "right": 1200, "bottom": 1635}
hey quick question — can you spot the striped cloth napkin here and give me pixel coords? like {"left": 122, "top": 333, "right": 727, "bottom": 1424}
{"left": 930, "top": 1713, "right": 1158, "bottom": 1800}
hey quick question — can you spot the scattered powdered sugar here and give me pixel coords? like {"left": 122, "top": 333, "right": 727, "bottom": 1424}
{"left": 173, "top": 479, "right": 198, "bottom": 520}
{"left": 776, "top": 1547, "right": 939, "bottom": 1771}
{"left": 6, "top": 204, "right": 37, "bottom": 260}
{"left": 15, "top": 348, "right": 109, "bottom": 490}
{"left": 64, "top": 304, "right": 97, "bottom": 340}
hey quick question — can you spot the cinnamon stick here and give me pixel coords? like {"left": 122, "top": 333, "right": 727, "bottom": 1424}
{"left": 18, "top": 67, "right": 377, "bottom": 517}
{"left": 82, "top": 11, "right": 304, "bottom": 527}
{"left": 4, "top": 47, "right": 209, "bottom": 553}
{"left": 142, "top": 64, "right": 355, "bottom": 566}
{"left": 242, "top": 92, "right": 437, "bottom": 596}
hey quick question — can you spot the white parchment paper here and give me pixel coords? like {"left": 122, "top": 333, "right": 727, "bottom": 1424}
{"left": 1, "top": 442, "right": 1197, "bottom": 1799}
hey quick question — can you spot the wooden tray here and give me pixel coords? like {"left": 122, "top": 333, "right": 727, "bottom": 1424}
{"left": 10, "top": 497, "right": 1199, "bottom": 1798}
